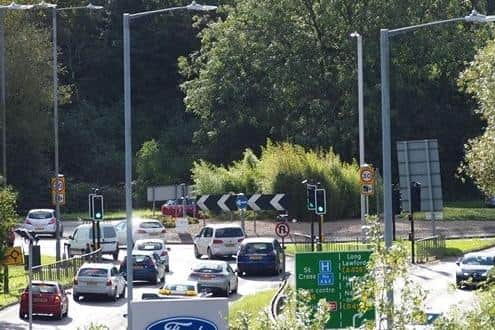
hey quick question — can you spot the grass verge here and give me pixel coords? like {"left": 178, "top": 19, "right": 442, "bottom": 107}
{"left": 229, "top": 289, "right": 276, "bottom": 327}
{"left": 0, "top": 255, "right": 56, "bottom": 309}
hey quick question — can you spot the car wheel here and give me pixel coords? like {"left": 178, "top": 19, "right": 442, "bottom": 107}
{"left": 63, "top": 305, "right": 68, "bottom": 317}
{"left": 19, "top": 310, "right": 26, "bottom": 319}
{"left": 207, "top": 247, "right": 214, "bottom": 260}
{"left": 224, "top": 284, "right": 230, "bottom": 297}
{"left": 73, "top": 293, "right": 80, "bottom": 302}
{"left": 232, "top": 282, "right": 238, "bottom": 294}
{"left": 54, "top": 308, "right": 63, "bottom": 320}
{"left": 456, "top": 277, "right": 462, "bottom": 288}
{"left": 111, "top": 288, "right": 118, "bottom": 302}
{"left": 121, "top": 286, "right": 126, "bottom": 299}
{"left": 112, "top": 249, "right": 119, "bottom": 261}
{"left": 194, "top": 245, "right": 201, "bottom": 259}
{"left": 151, "top": 274, "right": 158, "bottom": 285}
{"left": 165, "top": 265, "right": 170, "bottom": 273}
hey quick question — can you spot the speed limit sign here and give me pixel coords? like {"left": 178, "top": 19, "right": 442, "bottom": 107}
{"left": 359, "top": 165, "right": 375, "bottom": 185}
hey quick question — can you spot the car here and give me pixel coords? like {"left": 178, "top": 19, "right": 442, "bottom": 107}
{"left": 237, "top": 237, "right": 285, "bottom": 276}
{"left": 19, "top": 280, "right": 69, "bottom": 320}
{"left": 67, "top": 223, "right": 119, "bottom": 260}
{"left": 120, "top": 252, "right": 165, "bottom": 284}
{"left": 132, "top": 239, "right": 170, "bottom": 272}
{"left": 23, "top": 209, "right": 62, "bottom": 237}
{"left": 193, "top": 224, "right": 245, "bottom": 259}
{"left": 114, "top": 218, "right": 166, "bottom": 246}
{"left": 158, "top": 280, "right": 202, "bottom": 297}
{"left": 187, "top": 260, "right": 238, "bottom": 296}
{"left": 161, "top": 198, "right": 198, "bottom": 217}
{"left": 455, "top": 252, "right": 495, "bottom": 288}
{"left": 73, "top": 263, "right": 126, "bottom": 301}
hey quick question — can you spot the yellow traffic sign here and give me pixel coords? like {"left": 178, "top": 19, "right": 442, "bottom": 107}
{"left": 52, "top": 191, "right": 66, "bottom": 206}
{"left": 359, "top": 165, "right": 375, "bottom": 185}
{"left": 51, "top": 176, "right": 65, "bottom": 193}
{"left": 1, "top": 246, "right": 23, "bottom": 265}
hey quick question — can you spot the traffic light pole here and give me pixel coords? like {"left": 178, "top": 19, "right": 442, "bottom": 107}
{"left": 318, "top": 214, "right": 323, "bottom": 251}
{"left": 409, "top": 213, "right": 415, "bottom": 264}
{"left": 311, "top": 213, "right": 315, "bottom": 252}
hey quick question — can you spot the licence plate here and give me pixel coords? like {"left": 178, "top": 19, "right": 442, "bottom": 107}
{"left": 33, "top": 298, "right": 47, "bottom": 303}
{"left": 200, "top": 276, "right": 214, "bottom": 280}
{"left": 36, "top": 227, "right": 44, "bottom": 230}
{"left": 134, "top": 265, "right": 143, "bottom": 269}
{"left": 250, "top": 256, "right": 262, "bottom": 260}
{"left": 225, "top": 243, "right": 235, "bottom": 247}
{"left": 150, "top": 232, "right": 160, "bottom": 236}
{"left": 86, "top": 281, "right": 97, "bottom": 286}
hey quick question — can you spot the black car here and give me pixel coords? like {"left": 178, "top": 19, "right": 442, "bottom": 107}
{"left": 455, "top": 252, "right": 495, "bottom": 288}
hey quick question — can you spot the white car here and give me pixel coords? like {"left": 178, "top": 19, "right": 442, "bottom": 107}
{"left": 23, "top": 209, "right": 62, "bottom": 237}
{"left": 73, "top": 263, "right": 126, "bottom": 302}
{"left": 132, "top": 239, "right": 170, "bottom": 272}
{"left": 193, "top": 224, "right": 245, "bottom": 259}
{"left": 115, "top": 219, "right": 166, "bottom": 246}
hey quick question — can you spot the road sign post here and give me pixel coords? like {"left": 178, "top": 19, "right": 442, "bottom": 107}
{"left": 275, "top": 221, "right": 290, "bottom": 274}
{"left": 236, "top": 194, "right": 248, "bottom": 233}
{"left": 295, "top": 250, "right": 374, "bottom": 328}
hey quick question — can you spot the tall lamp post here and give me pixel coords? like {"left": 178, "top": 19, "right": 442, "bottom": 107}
{"left": 380, "top": 10, "right": 495, "bottom": 328}
{"left": 36, "top": 1, "right": 103, "bottom": 261}
{"left": 0, "top": 3, "right": 36, "bottom": 186}
{"left": 123, "top": 2, "right": 216, "bottom": 327}
{"left": 350, "top": 32, "right": 366, "bottom": 230}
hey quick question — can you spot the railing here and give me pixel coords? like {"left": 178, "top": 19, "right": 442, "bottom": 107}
{"left": 415, "top": 235, "right": 445, "bottom": 263}
{"left": 31, "top": 248, "right": 102, "bottom": 284}
{"left": 291, "top": 233, "right": 372, "bottom": 253}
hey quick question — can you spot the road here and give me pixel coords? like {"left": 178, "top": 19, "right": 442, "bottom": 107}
{"left": 0, "top": 238, "right": 292, "bottom": 330}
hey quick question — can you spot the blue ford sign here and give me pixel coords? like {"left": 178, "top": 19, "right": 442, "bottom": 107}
{"left": 146, "top": 316, "right": 218, "bottom": 330}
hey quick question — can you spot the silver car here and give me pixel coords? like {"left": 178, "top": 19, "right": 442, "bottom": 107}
{"left": 73, "top": 263, "right": 126, "bottom": 301}
{"left": 187, "top": 260, "right": 238, "bottom": 296}
{"left": 23, "top": 209, "right": 62, "bottom": 237}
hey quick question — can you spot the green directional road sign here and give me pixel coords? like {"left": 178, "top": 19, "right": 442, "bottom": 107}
{"left": 295, "top": 250, "right": 374, "bottom": 328}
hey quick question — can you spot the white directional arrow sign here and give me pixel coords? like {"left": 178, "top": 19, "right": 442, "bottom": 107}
{"left": 217, "top": 194, "right": 230, "bottom": 212}
{"left": 197, "top": 195, "right": 209, "bottom": 211}
{"left": 247, "top": 194, "right": 261, "bottom": 211}
{"left": 270, "top": 194, "right": 285, "bottom": 211}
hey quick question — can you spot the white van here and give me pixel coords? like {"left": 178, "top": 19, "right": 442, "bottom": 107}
{"left": 68, "top": 223, "right": 119, "bottom": 260}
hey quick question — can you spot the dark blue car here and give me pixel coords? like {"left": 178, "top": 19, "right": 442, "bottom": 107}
{"left": 120, "top": 253, "right": 165, "bottom": 285}
{"left": 236, "top": 237, "right": 284, "bottom": 276}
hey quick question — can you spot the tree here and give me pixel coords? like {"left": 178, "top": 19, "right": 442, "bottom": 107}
{"left": 0, "top": 186, "right": 19, "bottom": 294}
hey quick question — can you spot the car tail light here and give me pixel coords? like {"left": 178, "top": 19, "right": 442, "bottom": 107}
{"left": 106, "top": 279, "right": 112, "bottom": 286}
{"left": 48, "top": 217, "right": 56, "bottom": 224}
{"left": 161, "top": 229, "right": 166, "bottom": 234}
{"left": 137, "top": 229, "right": 146, "bottom": 234}
{"left": 24, "top": 218, "right": 32, "bottom": 225}
{"left": 54, "top": 295, "right": 61, "bottom": 304}
{"left": 189, "top": 272, "right": 200, "bottom": 278}
{"left": 21, "top": 292, "right": 28, "bottom": 301}
{"left": 73, "top": 277, "right": 78, "bottom": 285}
{"left": 161, "top": 251, "right": 168, "bottom": 257}
{"left": 213, "top": 239, "right": 223, "bottom": 244}
{"left": 238, "top": 238, "right": 244, "bottom": 242}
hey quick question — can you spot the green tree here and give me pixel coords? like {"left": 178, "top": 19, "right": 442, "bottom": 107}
{"left": 0, "top": 186, "right": 19, "bottom": 293}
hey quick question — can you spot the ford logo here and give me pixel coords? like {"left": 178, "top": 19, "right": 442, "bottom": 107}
{"left": 146, "top": 316, "right": 218, "bottom": 330}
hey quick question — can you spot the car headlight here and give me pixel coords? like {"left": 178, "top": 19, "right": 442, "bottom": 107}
{"left": 463, "top": 273, "right": 469, "bottom": 276}
{"left": 482, "top": 271, "right": 488, "bottom": 276}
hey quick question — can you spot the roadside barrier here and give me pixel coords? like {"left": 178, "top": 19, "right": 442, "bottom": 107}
{"left": 415, "top": 235, "right": 445, "bottom": 263}
{"left": 269, "top": 272, "right": 290, "bottom": 321}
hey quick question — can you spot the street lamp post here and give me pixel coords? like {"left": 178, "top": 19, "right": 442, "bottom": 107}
{"left": 0, "top": 3, "right": 36, "bottom": 186}
{"left": 123, "top": 2, "right": 216, "bottom": 328}
{"left": 380, "top": 10, "right": 495, "bottom": 329}
{"left": 350, "top": 32, "right": 366, "bottom": 231}
{"left": 36, "top": 1, "right": 103, "bottom": 261}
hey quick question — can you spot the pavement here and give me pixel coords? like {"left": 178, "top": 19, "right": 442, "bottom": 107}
{"left": 62, "top": 217, "right": 495, "bottom": 244}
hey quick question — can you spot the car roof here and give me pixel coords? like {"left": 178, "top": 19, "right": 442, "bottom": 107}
{"left": 80, "top": 263, "right": 114, "bottom": 269}
{"left": 76, "top": 223, "right": 115, "bottom": 229}
{"left": 134, "top": 238, "right": 165, "bottom": 245}
{"left": 205, "top": 224, "right": 243, "bottom": 229}
{"left": 192, "top": 260, "right": 228, "bottom": 267}
{"left": 32, "top": 280, "right": 59, "bottom": 286}
{"left": 464, "top": 252, "right": 494, "bottom": 258}
{"left": 242, "top": 237, "right": 276, "bottom": 244}
{"left": 28, "top": 209, "right": 54, "bottom": 213}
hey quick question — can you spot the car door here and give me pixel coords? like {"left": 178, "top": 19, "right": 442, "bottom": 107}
{"left": 72, "top": 227, "right": 87, "bottom": 252}
{"left": 226, "top": 264, "right": 237, "bottom": 290}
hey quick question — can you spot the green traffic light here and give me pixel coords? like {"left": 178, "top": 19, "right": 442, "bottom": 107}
{"left": 95, "top": 212, "right": 102, "bottom": 219}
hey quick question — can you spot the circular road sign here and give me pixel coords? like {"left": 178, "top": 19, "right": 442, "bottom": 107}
{"left": 51, "top": 176, "right": 65, "bottom": 193}
{"left": 236, "top": 194, "right": 248, "bottom": 209}
{"left": 275, "top": 222, "right": 290, "bottom": 238}
{"left": 359, "top": 167, "right": 374, "bottom": 184}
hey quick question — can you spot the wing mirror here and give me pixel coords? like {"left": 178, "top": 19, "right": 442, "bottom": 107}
{"left": 68, "top": 235, "right": 73, "bottom": 240}
{"left": 167, "top": 247, "right": 171, "bottom": 251}
{"left": 455, "top": 259, "right": 461, "bottom": 266}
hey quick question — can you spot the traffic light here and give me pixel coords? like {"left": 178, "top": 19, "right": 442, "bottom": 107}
{"left": 392, "top": 185, "right": 402, "bottom": 215}
{"left": 315, "top": 189, "right": 326, "bottom": 215}
{"left": 306, "top": 184, "right": 316, "bottom": 211}
{"left": 92, "top": 195, "right": 104, "bottom": 220}
{"left": 410, "top": 182, "right": 421, "bottom": 213}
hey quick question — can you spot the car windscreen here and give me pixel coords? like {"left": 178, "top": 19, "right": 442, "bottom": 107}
{"left": 192, "top": 264, "right": 223, "bottom": 273}
{"left": 463, "top": 255, "right": 494, "bottom": 266}
{"left": 102, "top": 226, "right": 116, "bottom": 238}
{"left": 139, "top": 222, "right": 163, "bottom": 229}
{"left": 215, "top": 227, "right": 243, "bottom": 238}
{"left": 30, "top": 284, "right": 57, "bottom": 293}
{"left": 78, "top": 268, "right": 108, "bottom": 277}
{"left": 137, "top": 242, "right": 163, "bottom": 251}
{"left": 243, "top": 242, "right": 273, "bottom": 254}
{"left": 28, "top": 211, "right": 52, "bottom": 219}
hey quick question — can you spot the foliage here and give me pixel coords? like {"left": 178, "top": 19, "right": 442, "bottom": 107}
{"left": 458, "top": 38, "right": 495, "bottom": 197}
{"left": 229, "top": 289, "right": 275, "bottom": 328}
{"left": 191, "top": 141, "right": 359, "bottom": 220}
{"left": 229, "top": 287, "right": 330, "bottom": 330}
{"left": 0, "top": 186, "right": 18, "bottom": 288}
{"left": 354, "top": 215, "right": 427, "bottom": 329}
{"left": 77, "top": 323, "right": 110, "bottom": 330}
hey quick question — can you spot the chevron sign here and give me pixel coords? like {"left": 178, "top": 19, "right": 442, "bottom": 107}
{"left": 196, "top": 194, "right": 289, "bottom": 212}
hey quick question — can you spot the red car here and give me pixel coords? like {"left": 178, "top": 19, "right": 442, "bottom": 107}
{"left": 161, "top": 198, "right": 201, "bottom": 217}
{"left": 19, "top": 281, "right": 69, "bottom": 320}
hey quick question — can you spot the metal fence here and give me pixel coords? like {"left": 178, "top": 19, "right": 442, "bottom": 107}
{"left": 291, "top": 233, "right": 373, "bottom": 253}
{"left": 415, "top": 235, "right": 445, "bottom": 264}
{"left": 31, "top": 248, "right": 102, "bottom": 284}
